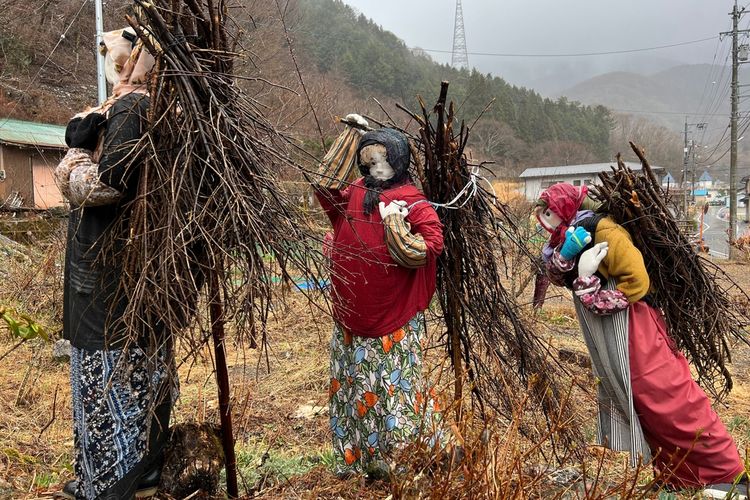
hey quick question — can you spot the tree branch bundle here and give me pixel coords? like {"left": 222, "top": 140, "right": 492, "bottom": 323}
{"left": 116, "top": 0, "right": 328, "bottom": 351}
{"left": 386, "top": 82, "right": 581, "bottom": 446}
{"left": 592, "top": 142, "right": 750, "bottom": 398}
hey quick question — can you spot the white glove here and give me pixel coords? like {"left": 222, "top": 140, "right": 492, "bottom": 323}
{"left": 344, "top": 113, "right": 369, "bottom": 128}
{"left": 578, "top": 242, "right": 608, "bottom": 278}
{"left": 379, "top": 200, "right": 408, "bottom": 220}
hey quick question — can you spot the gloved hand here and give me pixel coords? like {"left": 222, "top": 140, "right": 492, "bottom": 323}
{"left": 65, "top": 112, "right": 106, "bottom": 151}
{"left": 344, "top": 113, "right": 369, "bottom": 128}
{"left": 379, "top": 200, "right": 408, "bottom": 220}
{"left": 560, "top": 226, "right": 592, "bottom": 260}
{"left": 578, "top": 242, "right": 608, "bottom": 278}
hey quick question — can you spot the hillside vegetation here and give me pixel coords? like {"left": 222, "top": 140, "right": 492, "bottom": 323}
{"left": 297, "top": 0, "right": 613, "bottom": 170}
{"left": 1, "top": 0, "right": 615, "bottom": 174}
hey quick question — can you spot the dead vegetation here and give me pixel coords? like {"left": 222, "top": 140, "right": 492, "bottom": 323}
{"left": 0, "top": 220, "right": 748, "bottom": 499}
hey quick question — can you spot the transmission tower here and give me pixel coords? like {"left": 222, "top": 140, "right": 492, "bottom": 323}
{"left": 451, "top": 0, "right": 469, "bottom": 69}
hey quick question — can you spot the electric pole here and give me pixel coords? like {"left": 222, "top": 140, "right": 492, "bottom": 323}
{"left": 682, "top": 119, "right": 706, "bottom": 215}
{"left": 95, "top": 0, "right": 107, "bottom": 104}
{"left": 721, "top": 0, "right": 748, "bottom": 259}
{"left": 683, "top": 119, "right": 689, "bottom": 216}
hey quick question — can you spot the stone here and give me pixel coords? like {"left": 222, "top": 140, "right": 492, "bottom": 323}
{"left": 52, "top": 339, "right": 72, "bottom": 363}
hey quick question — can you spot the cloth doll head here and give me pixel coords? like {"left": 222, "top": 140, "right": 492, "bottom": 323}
{"left": 534, "top": 183, "right": 588, "bottom": 248}
{"left": 100, "top": 27, "right": 155, "bottom": 98}
{"left": 356, "top": 128, "right": 411, "bottom": 215}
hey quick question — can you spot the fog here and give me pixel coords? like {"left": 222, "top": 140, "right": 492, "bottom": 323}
{"left": 342, "top": 0, "right": 735, "bottom": 95}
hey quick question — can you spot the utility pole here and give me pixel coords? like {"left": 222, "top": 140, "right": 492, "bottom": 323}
{"left": 721, "top": 0, "right": 748, "bottom": 259}
{"left": 95, "top": 0, "right": 107, "bottom": 104}
{"left": 682, "top": 119, "right": 706, "bottom": 216}
{"left": 683, "top": 119, "right": 689, "bottom": 216}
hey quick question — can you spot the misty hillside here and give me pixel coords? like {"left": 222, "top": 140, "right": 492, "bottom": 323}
{"left": 297, "top": 0, "right": 615, "bottom": 169}
{"left": 0, "top": 0, "right": 619, "bottom": 174}
{"left": 558, "top": 64, "right": 750, "bottom": 135}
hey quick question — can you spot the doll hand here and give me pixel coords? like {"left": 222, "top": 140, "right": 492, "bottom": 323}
{"left": 66, "top": 113, "right": 106, "bottom": 151}
{"left": 560, "top": 226, "right": 591, "bottom": 260}
{"left": 379, "top": 200, "right": 408, "bottom": 220}
{"left": 344, "top": 113, "right": 369, "bottom": 128}
{"left": 578, "top": 242, "right": 608, "bottom": 278}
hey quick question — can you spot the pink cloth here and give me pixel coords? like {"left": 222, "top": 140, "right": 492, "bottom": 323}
{"left": 628, "top": 301, "right": 744, "bottom": 487}
{"left": 537, "top": 183, "right": 588, "bottom": 248}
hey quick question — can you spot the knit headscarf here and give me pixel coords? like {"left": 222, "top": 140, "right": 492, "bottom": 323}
{"left": 536, "top": 183, "right": 588, "bottom": 248}
{"left": 356, "top": 128, "right": 411, "bottom": 215}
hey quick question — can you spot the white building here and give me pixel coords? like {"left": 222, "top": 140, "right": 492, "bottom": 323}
{"left": 518, "top": 162, "right": 665, "bottom": 201}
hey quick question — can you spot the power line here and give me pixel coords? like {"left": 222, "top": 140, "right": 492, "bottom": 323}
{"left": 417, "top": 36, "right": 717, "bottom": 58}
{"left": 0, "top": 0, "right": 91, "bottom": 128}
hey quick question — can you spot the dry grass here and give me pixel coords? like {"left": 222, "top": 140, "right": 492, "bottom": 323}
{"left": 0, "top": 229, "right": 749, "bottom": 499}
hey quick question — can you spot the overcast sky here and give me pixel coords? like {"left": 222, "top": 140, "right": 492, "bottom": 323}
{"left": 341, "top": 0, "right": 738, "bottom": 93}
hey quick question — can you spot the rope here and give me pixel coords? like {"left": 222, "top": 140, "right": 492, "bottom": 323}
{"left": 407, "top": 165, "right": 498, "bottom": 211}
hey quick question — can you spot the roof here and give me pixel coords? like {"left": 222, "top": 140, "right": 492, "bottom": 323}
{"left": 519, "top": 162, "right": 664, "bottom": 179}
{"left": 692, "top": 189, "right": 709, "bottom": 196}
{"left": 0, "top": 118, "right": 66, "bottom": 149}
{"left": 698, "top": 171, "right": 712, "bottom": 182}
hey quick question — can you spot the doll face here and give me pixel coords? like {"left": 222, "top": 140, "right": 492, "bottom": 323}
{"left": 360, "top": 144, "right": 395, "bottom": 181}
{"left": 534, "top": 205, "right": 563, "bottom": 233}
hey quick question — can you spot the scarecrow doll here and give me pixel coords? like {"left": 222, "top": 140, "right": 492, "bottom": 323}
{"left": 314, "top": 121, "right": 444, "bottom": 477}
{"left": 536, "top": 183, "right": 746, "bottom": 496}
{"left": 54, "top": 28, "right": 172, "bottom": 499}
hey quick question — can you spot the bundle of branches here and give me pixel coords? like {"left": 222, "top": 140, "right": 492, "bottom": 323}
{"left": 372, "top": 82, "right": 581, "bottom": 448}
{"left": 121, "top": 0, "right": 328, "bottom": 350}
{"left": 117, "top": 2, "right": 328, "bottom": 494}
{"left": 591, "top": 142, "right": 750, "bottom": 398}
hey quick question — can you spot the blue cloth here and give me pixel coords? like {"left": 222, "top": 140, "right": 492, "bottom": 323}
{"left": 542, "top": 210, "right": 595, "bottom": 262}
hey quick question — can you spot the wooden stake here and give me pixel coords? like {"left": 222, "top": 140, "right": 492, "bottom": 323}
{"left": 209, "top": 269, "right": 238, "bottom": 498}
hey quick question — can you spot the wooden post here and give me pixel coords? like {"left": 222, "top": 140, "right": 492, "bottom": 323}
{"left": 209, "top": 269, "right": 238, "bottom": 498}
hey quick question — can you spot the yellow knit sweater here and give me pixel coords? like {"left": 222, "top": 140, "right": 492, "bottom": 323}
{"left": 593, "top": 217, "right": 650, "bottom": 303}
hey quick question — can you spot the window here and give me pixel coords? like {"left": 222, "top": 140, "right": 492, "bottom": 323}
{"left": 573, "top": 180, "right": 581, "bottom": 186}
{"left": 584, "top": 179, "right": 592, "bottom": 186}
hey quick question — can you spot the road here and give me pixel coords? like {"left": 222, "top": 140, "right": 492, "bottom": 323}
{"left": 698, "top": 205, "right": 749, "bottom": 258}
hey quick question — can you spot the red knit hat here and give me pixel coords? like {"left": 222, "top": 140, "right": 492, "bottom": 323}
{"left": 537, "top": 183, "right": 588, "bottom": 247}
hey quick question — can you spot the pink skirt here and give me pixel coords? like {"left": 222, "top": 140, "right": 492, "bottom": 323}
{"left": 628, "top": 301, "right": 745, "bottom": 487}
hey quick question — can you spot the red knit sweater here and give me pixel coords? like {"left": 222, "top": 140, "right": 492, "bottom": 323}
{"left": 316, "top": 178, "right": 444, "bottom": 337}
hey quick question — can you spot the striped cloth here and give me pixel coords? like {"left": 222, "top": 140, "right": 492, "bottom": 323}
{"left": 317, "top": 127, "right": 361, "bottom": 190}
{"left": 382, "top": 214, "right": 428, "bottom": 268}
{"left": 573, "top": 279, "right": 651, "bottom": 466}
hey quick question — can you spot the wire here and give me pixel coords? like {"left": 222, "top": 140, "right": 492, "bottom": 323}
{"left": 0, "top": 0, "right": 91, "bottom": 129}
{"left": 417, "top": 36, "right": 718, "bottom": 58}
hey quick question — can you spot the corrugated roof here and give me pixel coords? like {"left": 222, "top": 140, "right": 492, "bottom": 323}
{"left": 0, "top": 118, "right": 66, "bottom": 149}
{"left": 519, "top": 162, "right": 664, "bottom": 178}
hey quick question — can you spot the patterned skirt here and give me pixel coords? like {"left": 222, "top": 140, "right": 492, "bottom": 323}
{"left": 70, "top": 345, "right": 175, "bottom": 498}
{"left": 328, "top": 313, "right": 439, "bottom": 474}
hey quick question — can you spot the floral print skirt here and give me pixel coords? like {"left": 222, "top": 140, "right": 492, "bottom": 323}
{"left": 328, "top": 313, "right": 439, "bottom": 474}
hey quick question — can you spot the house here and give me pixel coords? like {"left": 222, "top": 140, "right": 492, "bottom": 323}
{"left": 697, "top": 171, "right": 713, "bottom": 189}
{"left": 518, "top": 162, "right": 665, "bottom": 201}
{"left": 0, "top": 118, "right": 67, "bottom": 209}
{"left": 661, "top": 172, "right": 677, "bottom": 188}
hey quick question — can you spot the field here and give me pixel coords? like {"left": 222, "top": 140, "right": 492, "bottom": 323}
{"left": 0, "top": 225, "right": 749, "bottom": 499}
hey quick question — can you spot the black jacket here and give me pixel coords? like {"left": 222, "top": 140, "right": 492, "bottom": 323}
{"left": 63, "top": 93, "right": 149, "bottom": 350}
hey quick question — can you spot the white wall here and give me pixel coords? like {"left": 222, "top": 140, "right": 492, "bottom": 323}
{"left": 522, "top": 174, "right": 598, "bottom": 200}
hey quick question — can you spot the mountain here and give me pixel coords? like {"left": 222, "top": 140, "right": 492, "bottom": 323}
{"left": 557, "top": 64, "right": 749, "bottom": 135}
{"left": 1, "top": 0, "right": 616, "bottom": 174}
{"left": 296, "top": 0, "right": 614, "bottom": 170}
{"left": 496, "top": 54, "right": 686, "bottom": 98}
